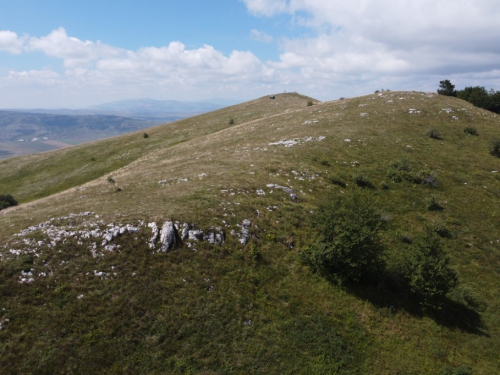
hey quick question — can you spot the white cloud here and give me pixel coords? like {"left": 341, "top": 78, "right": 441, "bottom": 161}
{"left": 0, "top": 30, "right": 25, "bottom": 54}
{"left": 0, "top": 30, "right": 273, "bottom": 107}
{"left": 238, "top": 0, "right": 500, "bottom": 95}
{"left": 250, "top": 29, "right": 273, "bottom": 43}
{"left": 242, "top": 0, "right": 288, "bottom": 16}
{"left": 28, "top": 27, "right": 124, "bottom": 68}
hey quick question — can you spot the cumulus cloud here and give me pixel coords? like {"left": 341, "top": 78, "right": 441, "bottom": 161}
{"left": 0, "top": 29, "right": 272, "bottom": 107}
{"left": 28, "top": 27, "right": 124, "bottom": 68}
{"left": 243, "top": 0, "right": 500, "bottom": 79}
{"left": 250, "top": 29, "right": 273, "bottom": 43}
{"left": 0, "top": 30, "right": 25, "bottom": 54}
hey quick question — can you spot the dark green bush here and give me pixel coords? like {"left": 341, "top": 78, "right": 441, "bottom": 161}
{"left": 489, "top": 136, "right": 500, "bottom": 157}
{"left": 143, "top": 132, "right": 149, "bottom": 138}
{"left": 0, "top": 194, "right": 18, "bottom": 210}
{"left": 329, "top": 176, "right": 347, "bottom": 188}
{"left": 432, "top": 218, "right": 450, "bottom": 238}
{"left": 303, "top": 192, "right": 384, "bottom": 282}
{"left": 307, "top": 100, "right": 313, "bottom": 106}
{"left": 427, "top": 196, "right": 443, "bottom": 211}
{"left": 404, "top": 230, "right": 458, "bottom": 307}
{"left": 387, "top": 159, "right": 412, "bottom": 182}
{"left": 229, "top": 118, "right": 234, "bottom": 125}
{"left": 463, "top": 126, "right": 478, "bottom": 136}
{"left": 354, "top": 174, "right": 375, "bottom": 189}
{"left": 427, "top": 128, "right": 441, "bottom": 139}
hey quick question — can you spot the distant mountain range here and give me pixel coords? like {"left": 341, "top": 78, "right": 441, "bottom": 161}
{"left": 0, "top": 98, "right": 237, "bottom": 159}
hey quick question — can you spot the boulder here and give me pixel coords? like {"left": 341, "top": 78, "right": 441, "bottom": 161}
{"left": 159, "top": 221, "right": 177, "bottom": 252}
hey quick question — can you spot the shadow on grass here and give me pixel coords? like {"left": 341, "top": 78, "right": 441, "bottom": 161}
{"left": 342, "top": 278, "right": 488, "bottom": 336}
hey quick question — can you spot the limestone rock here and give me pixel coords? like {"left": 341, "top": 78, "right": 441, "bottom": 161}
{"left": 147, "top": 222, "right": 159, "bottom": 249}
{"left": 159, "top": 221, "right": 177, "bottom": 252}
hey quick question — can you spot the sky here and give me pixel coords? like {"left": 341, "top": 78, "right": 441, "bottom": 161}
{"left": 0, "top": 0, "right": 499, "bottom": 108}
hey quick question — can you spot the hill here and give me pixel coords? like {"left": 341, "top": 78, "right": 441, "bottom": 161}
{"left": 0, "top": 92, "right": 499, "bottom": 374}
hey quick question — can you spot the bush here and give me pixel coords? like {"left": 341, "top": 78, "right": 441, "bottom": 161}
{"left": 143, "top": 133, "right": 149, "bottom": 138}
{"left": 0, "top": 194, "right": 18, "bottom": 210}
{"left": 463, "top": 126, "right": 478, "bottom": 136}
{"left": 387, "top": 159, "right": 412, "bottom": 183}
{"left": 329, "top": 176, "right": 347, "bottom": 188}
{"left": 427, "top": 196, "right": 443, "bottom": 211}
{"left": 431, "top": 218, "right": 450, "bottom": 238}
{"left": 107, "top": 177, "right": 121, "bottom": 192}
{"left": 303, "top": 192, "right": 384, "bottom": 282}
{"left": 307, "top": 100, "right": 313, "bottom": 106}
{"left": 427, "top": 128, "right": 441, "bottom": 139}
{"left": 229, "top": 118, "right": 234, "bottom": 125}
{"left": 404, "top": 230, "right": 458, "bottom": 307}
{"left": 354, "top": 174, "right": 375, "bottom": 189}
{"left": 489, "top": 136, "right": 500, "bottom": 157}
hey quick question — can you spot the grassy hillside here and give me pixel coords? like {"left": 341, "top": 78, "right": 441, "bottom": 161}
{"left": 0, "top": 91, "right": 499, "bottom": 374}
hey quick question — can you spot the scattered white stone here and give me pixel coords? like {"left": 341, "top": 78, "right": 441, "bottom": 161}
{"left": 256, "top": 189, "right": 265, "bottom": 196}
{"left": 360, "top": 113, "right": 368, "bottom": 117}
{"left": 344, "top": 138, "right": 351, "bottom": 142}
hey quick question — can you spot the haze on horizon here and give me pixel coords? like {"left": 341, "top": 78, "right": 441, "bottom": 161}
{"left": 0, "top": 0, "right": 499, "bottom": 109}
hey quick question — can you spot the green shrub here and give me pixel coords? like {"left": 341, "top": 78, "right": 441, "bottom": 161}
{"left": 107, "top": 177, "right": 121, "bottom": 192}
{"left": 427, "top": 196, "right": 443, "bottom": 211}
{"left": 404, "top": 230, "right": 458, "bottom": 307}
{"left": 354, "top": 174, "right": 375, "bottom": 188}
{"left": 307, "top": 100, "right": 313, "bottom": 106}
{"left": 0, "top": 194, "right": 18, "bottom": 210}
{"left": 329, "top": 176, "right": 347, "bottom": 188}
{"left": 143, "top": 132, "right": 149, "bottom": 138}
{"left": 229, "top": 118, "right": 234, "bottom": 125}
{"left": 387, "top": 159, "right": 412, "bottom": 182}
{"left": 489, "top": 136, "right": 500, "bottom": 157}
{"left": 432, "top": 218, "right": 450, "bottom": 238}
{"left": 463, "top": 126, "right": 478, "bottom": 136}
{"left": 303, "top": 192, "right": 384, "bottom": 282}
{"left": 91, "top": 156, "right": 96, "bottom": 161}
{"left": 427, "top": 128, "right": 441, "bottom": 139}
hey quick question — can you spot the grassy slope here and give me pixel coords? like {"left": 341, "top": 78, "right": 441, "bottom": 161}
{"left": 0, "top": 92, "right": 499, "bottom": 374}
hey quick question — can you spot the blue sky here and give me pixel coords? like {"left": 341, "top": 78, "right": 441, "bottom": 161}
{"left": 1, "top": 0, "right": 499, "bottom": 108}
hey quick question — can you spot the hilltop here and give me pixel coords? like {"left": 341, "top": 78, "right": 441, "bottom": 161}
{"left": 0, "top": 91, "right": 499, "bottom": 374}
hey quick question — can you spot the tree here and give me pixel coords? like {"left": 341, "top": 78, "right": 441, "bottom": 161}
{"left": 304, "top": 192, "right": 384, "bottom": 282}
{"left": 437, "top": 80, "right": 457, "bottom": 96}
{"left": 457, "top": 86, "right": 492, "bottom": 110}
{"left": 0, "top": 194, "right": 18, "bottom": 210}
{"left": 404, "top": 230, "right": 458, "bottom": 307}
